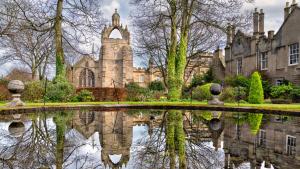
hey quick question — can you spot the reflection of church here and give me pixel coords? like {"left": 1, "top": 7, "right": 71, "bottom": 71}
{"left": 71, "top": 110, "right": 134, "bottom": 168}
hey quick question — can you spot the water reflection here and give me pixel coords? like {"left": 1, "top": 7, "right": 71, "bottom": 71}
{"left": 0, "top": 110, "right": 299, "bottom": 168}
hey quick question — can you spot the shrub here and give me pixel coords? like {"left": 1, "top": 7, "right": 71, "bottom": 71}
{"left": 233, "top": 87, "right": 248, "bottom": 101}
{"left": 220, "top": 87, "right": 235, "bottom": 102}
{"left": 290, "top": 86, "right": 300, "bottom": 102}
{"left": 126, "top": 82, "right": 150, "bottom": 101}
{"left": 45, "top": 76, "right": 75, "bottom": 102}
{"left": 0, "top": 85, "right": 10, "bottom": 101}
{"left": 262, "top": 80, "right": 272, "bottom": 99}
{"left": 225, "top": 75, "right": 250, "bottom": 89}
{"left": 270, "top": 84, "right": 293, "bottom": 99}
{"left": 148, "top": 80, "right": 165, "bottom": 91}
{"left": 248, "top": 72, "right": 264, "bottom": 104}
{"left": 192, "top": 83, "right": 212, "bottom": 101}
{"left": 22, "top": 81, "right": 45, "bottom": 102}
{"left": 73, "top": 89, "right": 94, "bottom": 102}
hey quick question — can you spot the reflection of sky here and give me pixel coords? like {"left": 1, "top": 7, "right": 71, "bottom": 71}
{"left": 0, "top": 114, "right": 277, "bottom": 169}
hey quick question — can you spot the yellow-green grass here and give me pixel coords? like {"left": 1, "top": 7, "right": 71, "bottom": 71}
{"left": 1, "top": 101, "right": 300, "bottom": 111}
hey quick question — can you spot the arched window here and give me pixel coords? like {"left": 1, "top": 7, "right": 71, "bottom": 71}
{"left": 79, "top": 68, "right": 95, "bottom": 87}
{"left": 109, "top": 29, "right": 122, "bottom": 39}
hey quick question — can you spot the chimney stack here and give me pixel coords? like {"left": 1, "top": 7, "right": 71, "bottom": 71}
{"left": 268, "top": 30, "right": 274, "bottom": 40}
{"left": 226, "top": 23, "right": 233, "bottom": 45}
{"left": 291, "top": 0, "right": 298, "bottom": 11}
{"left": 285, "top": 2, "right": 291, "bottom": 20}
{"left": 253, "top": 8, "right": 259, "bottom": 36}
{"left": 259, "top": 9, "right": 264, "bottom": 36}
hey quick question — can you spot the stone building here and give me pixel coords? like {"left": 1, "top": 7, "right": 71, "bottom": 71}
{"left": 67, "top": 9, "right": 213, "bottom": 89}
{"left": 217, "top": 1, "right": 300, "bottom": 85}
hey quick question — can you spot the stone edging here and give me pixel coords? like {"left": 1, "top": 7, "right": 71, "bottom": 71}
{"left": 0, "top": 104, "right": 300, "bottom": 116}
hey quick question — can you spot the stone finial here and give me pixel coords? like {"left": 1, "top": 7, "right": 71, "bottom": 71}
{"left": 112, "top": 8, "right": 120, "bottom": 27}
{"left": 208, "top": 83, "right": 224, "bottom": 105}
{"left": 286, "top": 1, "right": 290, "bottom": 7}
{"left": 7, "top": 80, "right": 25, "bottom": 107}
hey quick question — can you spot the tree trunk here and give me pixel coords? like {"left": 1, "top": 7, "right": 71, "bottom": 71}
{"left": 175, "top": 0, "right": 189, "bottom": 99}
{"left": 54, "top": 0, "right": 65, "bottom": 78}
{"left": 167, "top": 0, "right": 178, "bottom": 99}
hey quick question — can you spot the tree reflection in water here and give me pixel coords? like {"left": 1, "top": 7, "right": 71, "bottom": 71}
{"left": 133, "top": 110, "right": 224, "bottom": 169}
{"left": 0, "top": 110, "right": 225, "bottom": 169}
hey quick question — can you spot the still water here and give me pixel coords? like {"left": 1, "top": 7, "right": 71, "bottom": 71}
{"left": 0, "top": 109, "right": 299, "bottom": 169}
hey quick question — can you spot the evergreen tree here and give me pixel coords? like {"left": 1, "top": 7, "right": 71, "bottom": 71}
{"left": 248, "top": 71, "right": 264, "bottom": 104}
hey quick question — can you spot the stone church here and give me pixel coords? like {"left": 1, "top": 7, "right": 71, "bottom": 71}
{"left": 215, "top": 1, "right": 300, "bottom": 85}
{"left": 67, "top": 9, "right": 213, "bottom": 89}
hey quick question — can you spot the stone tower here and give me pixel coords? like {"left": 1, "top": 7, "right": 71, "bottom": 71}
{"left": 99, "top": 9, "right": 133, "bottom": 88}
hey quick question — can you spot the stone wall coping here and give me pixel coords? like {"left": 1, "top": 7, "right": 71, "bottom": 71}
{"left": 0, "top": 104, "right": 300, "bottom": 116}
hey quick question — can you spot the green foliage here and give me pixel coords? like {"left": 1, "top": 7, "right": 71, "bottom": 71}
{"left": 22, "top": 81, "right": 45, "bottom": 102}
{"left": 270, "top": 84, "right": 293, "bottom": 99}
{"left": 189, "top": 68, "right": 214, "bottom": 89}
{"left": 45, "top": 77, "right": 75, "bottom": 102}
{"left": 148, "top": 80, "right": 165, "bottom": 91}
{"left": 192, "top": 83, "right": 212, "bottom": 101}
{"left": 248, "top": 72, "right": 264, "bottom": 104}
{"left": 262, "top": 80, "right": 272, "bottom": 98}
{"left": 247, "top": 113, "right": 263, "bottom": 135}
{"left": 225, "top": 75, "right": 250, "bottom": 89}
{"left": 220, "top": 87, "right": 235, "bottom": 102}
{"left": 200, "top": 111, "right": 213, "bottom": 121}
{"left": 290, "top": 86, "right": 300, "bottom": 102}
{"left": 73, "top": 89, "right": 94, "bottom": 102}
{"left": 125, "top": 82, "right": 151, "bottom": 101}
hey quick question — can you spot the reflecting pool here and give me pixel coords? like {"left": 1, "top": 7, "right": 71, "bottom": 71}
{"left": 0, "top": 109, "right": 299, "bottom": 169}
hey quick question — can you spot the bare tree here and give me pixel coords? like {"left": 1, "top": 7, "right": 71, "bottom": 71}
{"left": 131, "top": 0, "right": 252, "bottom": 96}
{"left": 0, "top": 0, "right": 105, "bottom": 78}
{"left": 0, "top": 29, "right": 54, "bottom": 80}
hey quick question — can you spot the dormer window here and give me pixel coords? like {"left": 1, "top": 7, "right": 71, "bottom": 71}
{"left": 289, "top": 43, "right": 299, "bottom": 65}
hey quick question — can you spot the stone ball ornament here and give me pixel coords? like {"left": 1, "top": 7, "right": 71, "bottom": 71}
{"left": 209, "top": 118, "right": 222, "bottom": 131}
{"left": 7, "top": 80, "right": 25, "bottom": 107}
{"left": 8, "top": 121, "right": 25, "bottom": 138}
{"left": 210, "top": 83, "right": 222, "bottom": 96}
{"left": 208, "top": 83, "right": 224, "bottom": 105}
{"left": 8, "top": 80, "right": 25, "bottom": 94}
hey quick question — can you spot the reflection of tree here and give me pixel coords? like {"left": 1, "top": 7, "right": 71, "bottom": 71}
{"left": 53, "top": 112, "right": 70, "bottom": 169}
{"left": 247, "top": 113, "right": 263, "bottom": 135}
{"left": 167, "top": 110, "right": 186, "bottom": 169}
{"left": 134, "top": 110, "right": 224, "bottom": 169}
{"left": 0, "top": 113, "right": 56, "bottom": 168}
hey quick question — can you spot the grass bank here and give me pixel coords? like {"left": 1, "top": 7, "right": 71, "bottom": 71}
{"left": 0, "top": 101, "right": 300, "bottom": 111}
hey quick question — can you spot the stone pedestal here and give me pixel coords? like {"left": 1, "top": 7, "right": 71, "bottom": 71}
{"left": 7, "top": 80, "right": 25, "bottom": 107}
{"left": 7, "top": 94, "right": 25, "bottom": 107}
{"left": 208, "top": 95, "right": 224, "bottom": 105}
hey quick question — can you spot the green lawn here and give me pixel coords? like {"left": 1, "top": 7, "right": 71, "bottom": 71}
{"left": 1, "top": 101, "right": 300, "bottom": 111}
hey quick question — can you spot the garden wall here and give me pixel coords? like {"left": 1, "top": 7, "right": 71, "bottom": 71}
{"left": 76, "top": 87, "right": 127, "bottom": 101}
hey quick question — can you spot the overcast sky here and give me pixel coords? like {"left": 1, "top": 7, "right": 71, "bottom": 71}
{"left": 0, "top": 0, "right": 294, "bottom": 76}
